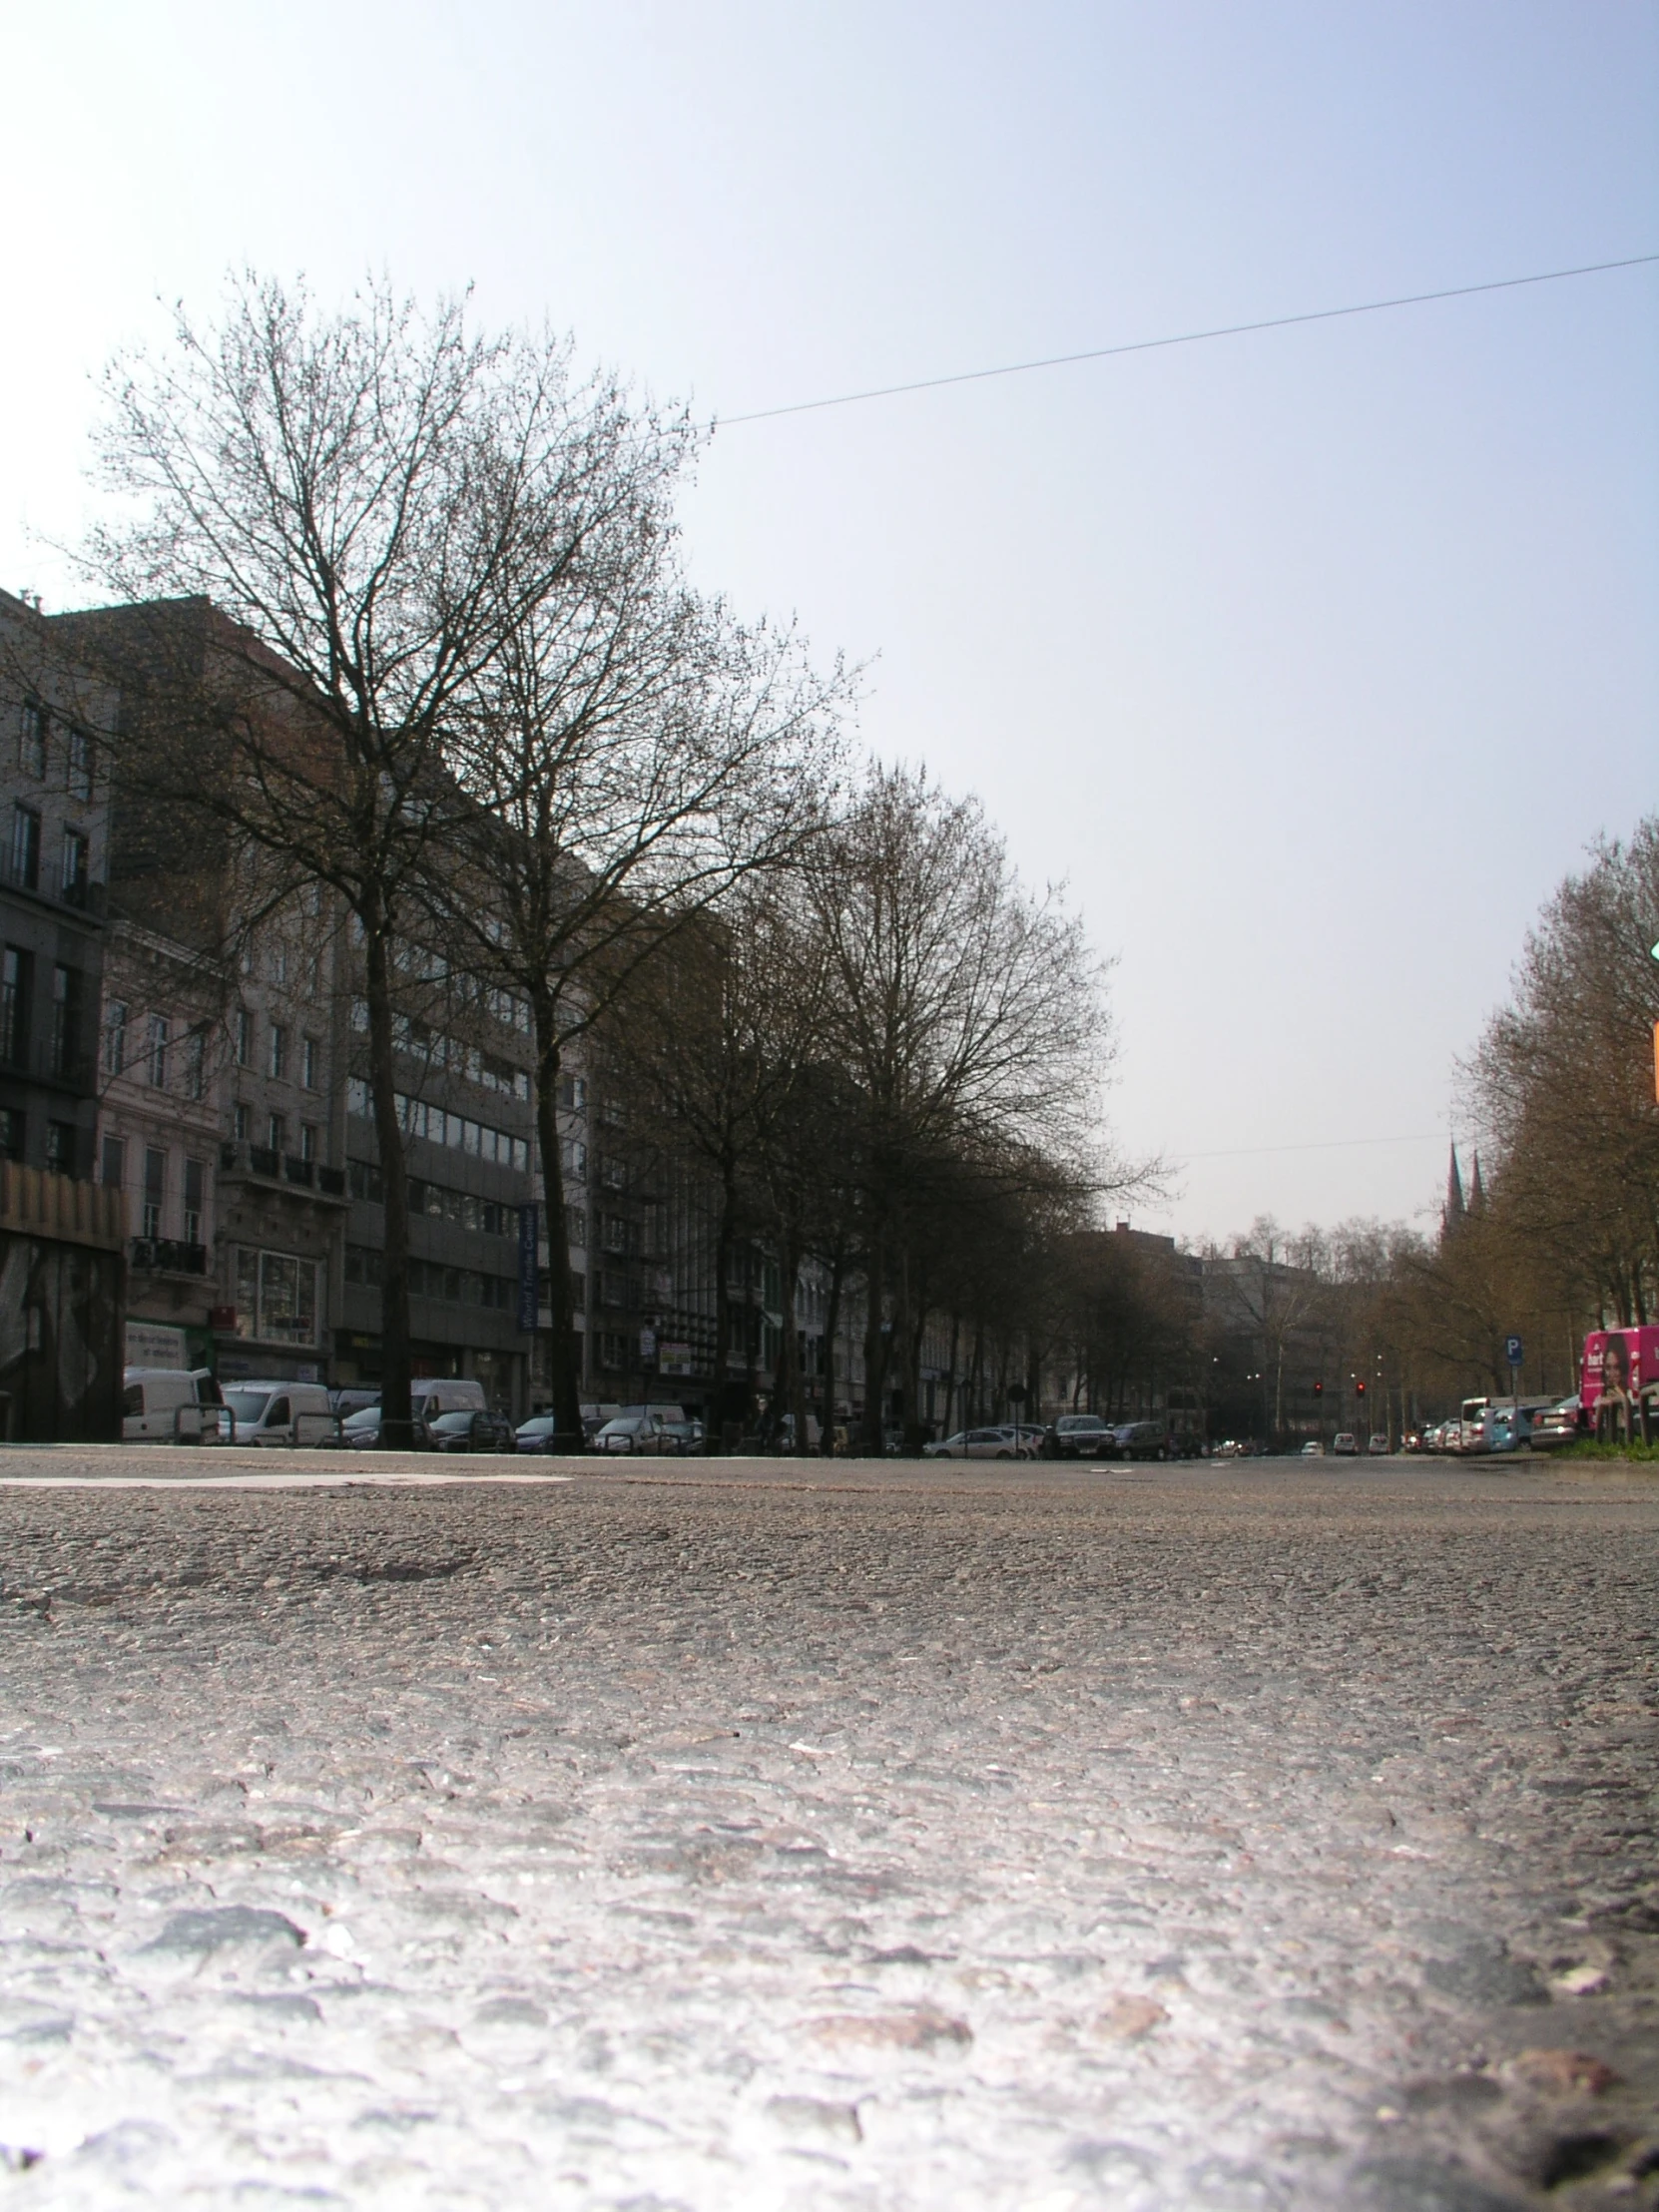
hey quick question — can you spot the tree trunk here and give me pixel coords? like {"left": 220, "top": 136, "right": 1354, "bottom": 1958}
{"left": 533, "top": 1013, "right": 584, "bottom": 1451}
{"left": 820, "top": 1242, "right": 846, "bottom": 1454}
{"left": 709, "top": 1172, "right": 739, "bottom": 1453}
{"left": 364, "top": 920, "right": 413, "bottom": 1448}
{"left": 774, "top": 1217, "right": 808, "bottom": 1453}
{"left": 860, "top": 1226, "right": 887, "bottom": 1454}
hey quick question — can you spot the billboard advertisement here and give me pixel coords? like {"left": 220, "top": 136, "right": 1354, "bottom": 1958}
{"left": 1580, "top": 1327, "right": 1659, "bottom": 1441}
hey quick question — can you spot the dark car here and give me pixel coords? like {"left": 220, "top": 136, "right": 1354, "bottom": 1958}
{"left": 1047, "top": 1413, "right": 1117, "bottom": 1459}
{"left": 1114, "top": 1419, "right": 1171, "bottom": 1460}
{"left": 427, "top": 1408, "right": 516, "bottom": 1453}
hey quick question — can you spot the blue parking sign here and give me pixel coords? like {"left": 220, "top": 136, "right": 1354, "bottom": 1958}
{"left": 1504, "top": 1334, "right": 1523, "bottom": 1368}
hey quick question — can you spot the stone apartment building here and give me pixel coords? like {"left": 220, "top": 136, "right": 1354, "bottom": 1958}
{"left": 0, "top": 590, "right": 114, "bottom": 1185}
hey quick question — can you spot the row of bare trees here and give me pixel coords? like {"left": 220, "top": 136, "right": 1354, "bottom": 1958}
{"left": 1200, "top": 824, "right": 1659, "bottom": 1432}
{"left": 59, "top": 273, "right": 1127, "bottom": 1449}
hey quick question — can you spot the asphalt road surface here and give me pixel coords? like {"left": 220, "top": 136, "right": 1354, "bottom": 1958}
{"left": 0, "top": 1448, "right": 1654, "bottom": 2209}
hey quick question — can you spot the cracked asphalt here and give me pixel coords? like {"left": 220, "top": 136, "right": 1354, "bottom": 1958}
{"left": 0, "top": 1449, "right": 1654, "bottom": 2209}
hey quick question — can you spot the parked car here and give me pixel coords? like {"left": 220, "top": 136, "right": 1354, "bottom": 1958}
{"left": 1000, "top": 1424, "right": 1045, "bottom": 1458}
{"left": 1113, "top": 1419, "right": 1170, "bottom": 1460}
{"left": 1048, "top": 1413, "right": 1116, "bottom": 1459}
{"left": 428, "top": 1407, "right": 516, "bottom": 1453}
{"left": 341, "top": 1378, "right": 490, "bottom": 1449}
{"left": 1332, "top": 1431, "right": 1359, "bottom": 1456}
{"left": 220, "top": 1380, "right": 335, "bottom": 1446}
{"left": 922, "top": 1427, "right": 1019, "bottom": 1459}
{"left": 1300, "top": 1438, "right": 1325, "bottom": 1456}
{"left": 122, "top": 1367, "right": 226, "bottom": 1444}
{"left": 1528, "top": 1396, "right": 1581, "bottom": 1448}
{"left": 1367, "top": 1432, "right": 1389, "bottom": 1455}
{"left": 594, "top": 1411, "right": 682, "bottom": 1454}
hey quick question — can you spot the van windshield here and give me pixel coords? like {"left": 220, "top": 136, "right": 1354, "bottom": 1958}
{"left": 223, "top": 1388, "right": 275, "bottom": 1424}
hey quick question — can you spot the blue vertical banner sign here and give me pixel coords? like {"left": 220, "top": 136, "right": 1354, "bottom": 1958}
{"left": 518, "top": 1204, "right": 540, "bottom": 1335}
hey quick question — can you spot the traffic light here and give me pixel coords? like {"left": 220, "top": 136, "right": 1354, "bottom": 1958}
{"left": 1356, "top": 1380, "right": 1367, "bottom": 1399}
{"left": 1313, "top": 1382, "right": 1324, "bottom": 1398}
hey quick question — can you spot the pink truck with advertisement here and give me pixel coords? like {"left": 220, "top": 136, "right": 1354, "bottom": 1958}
{"left": 1581, "top": 1327, "right": 1659, "bottom": 1444}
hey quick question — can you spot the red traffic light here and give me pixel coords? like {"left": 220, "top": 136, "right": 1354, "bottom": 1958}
{"left": 1356, "top": 1380, "right": 1367, "bottom": 1397}
{"left": 1313, "top": 1382, "right": 1324, "bottom": 1397}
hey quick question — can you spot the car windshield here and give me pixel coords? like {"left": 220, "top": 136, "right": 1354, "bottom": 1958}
{"left": 222, "top": 1389, "right": 274, "bottom": 1423}
{"left": 1057, "top": 1416, "right": 1103, "bottom": 1429}
{"left": 344, "top": 1404, "right": 380, "bottom": 1427}
{"left": 431, "top": 1410, "right": 474, "bottom": 1431}
{"left": 519, "top": 1415, "right": 554, "bottom": 1433}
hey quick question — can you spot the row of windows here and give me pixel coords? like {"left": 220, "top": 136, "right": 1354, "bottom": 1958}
{"left": 346, "top": 1080, "right": 532, "bottom": 1173}
{"left": 345, "top": 1157, "right": 521, "bottom": 1238}
{"left": 349, "top": 1001, "right": 531, "bottom": 1102}
{"left": 100, "top": 1137, "right": 207, "bottom": 1244}
{"left": 234, "top": 1008, "right": 321, "bottom": 1088}
{"left": 231, "top": 1104, "right": 322, "bottom": 1160}
{"left": 8, "top": 805, "right": 91, "bottom": 902}
{"left": 17, "top": 701, "right": 95, "bottom": 801}
{"left": 343, "top": 1245, "right": 517, "bottom": 1310}
{"left": 103, "top": 1004, "right": 208, "bottom": 1097}
{"left": 3, "top": 947, "right": 84, "bottom": 1080}
{"left": 0, "top": 1108, "right": 78, "bottom": 1173}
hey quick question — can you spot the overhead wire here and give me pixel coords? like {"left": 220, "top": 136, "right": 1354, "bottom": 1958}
{"left": 718, "top": 251, "right": 1659, "bottom": 427}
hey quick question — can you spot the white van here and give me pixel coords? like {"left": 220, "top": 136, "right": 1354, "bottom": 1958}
{"left": 123, "top": 1368, "right": 226, "bottom": 1444}
{"left": 221, "top": 1380, "right": 336, "bottom": 1446}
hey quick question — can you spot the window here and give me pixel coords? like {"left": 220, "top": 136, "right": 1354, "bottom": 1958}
{"left": 344, "top": 1243, "right": 384, "bottom": 1288}
{"left": 146, "top": 1013, "right": 168, "bottom": 1088}
{"left": 557, "top": 1073, "right": 587, "bottom": 1112}
{"left": 183, "top": 1157, "right": 205, "bottom": 1247}
{"left": 49, "top": 965, "right": 79, "bottom": 1079}
{"left": 268, "top": 1023, "right": 285, "bottom": 1080}
{"left": 60, "top": 828, "right": 88, "bottom": 903}
{"left": 18, "top": 701, "right": 46, "bottom": 778}
{"left": 103, "top": 999, "right": 128, "bottom": 1077}
{"left": 561, "top": 1137, "right": 587, "bottom": 1182}
{"left": 347, "top": 1157, "right": 383, "bottom": 1204}
{"left": 46, "top": 1121, "right": 75, "bottom": 1175}
{"left": 268, "top": 1112, "right": 285, "bottom": 1155}
{"left": 233, "top": 1103, "right": 251, "bottom": 1143}
{"left": 66, "top": 726, "right": 93, "bottom": 802}
{"left": 143, "top": 1147, "right": 165, "bottom": 1239}
{"left": 347, "top": 1076, "right": 370, "bottom": 1118}
{"left": 184, "top": 1029, "right": 206, "bottom": 1101}
{"left": 0, "top": 1110, "right": 22, "bottom": 1163}
{"left": 235, "top": 1008, "right": 252, "bottom": 1066}
{"left": 565, "top": 1205, "right": 587, "bottom": 1249}
{"left": 234, "top": 1247, "right": 318, "bottom": 1345}
{"left": 299, "top": 1122, "right": 317, "bottom": 1162}
{"left": 10, "top": 805, "right": 40, "bottom": 891}
{"left": 301, "top": 1035, "right": 319, "bottom": 1090}
{"left": 601, "top": 1214, "right": 627, "bottom": 1254}
{"left": 1, "top": 947, "right": 29, "bottom": 1064}
{"left": 270, "top": 942, "right": 287, "bottom": 985}
{"left": 601, "top": 1332, "right": 628, "bottom": 1371}
{"left": 101, "top": 1135, "right": 125, "bottom": 1189}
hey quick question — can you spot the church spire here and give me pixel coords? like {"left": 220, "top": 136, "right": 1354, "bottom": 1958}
{"left": 1443, "top": 1141, "right": 1465, "bottom": 1233}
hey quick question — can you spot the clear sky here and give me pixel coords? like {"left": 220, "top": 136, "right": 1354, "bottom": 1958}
{"left": 5, "top": 1, "right": 1655, "bottom": 1244}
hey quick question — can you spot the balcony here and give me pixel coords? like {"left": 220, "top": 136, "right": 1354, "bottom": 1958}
{"left": 130, "top": 1236, "right": 208, "bottom": 1276}
{"left": 218, "top": 1143, "right": 349, "bottom": 1205}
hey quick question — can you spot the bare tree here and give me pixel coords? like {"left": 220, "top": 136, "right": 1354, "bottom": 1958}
{"left": 807, "top": 762, "right": 1114, "bottom": 1450}
{"left": 80, "top": 275, "right": 643, "bottom": 1442}
{"left": 436, "top": 457, "right": 846, "bottom": 1446}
